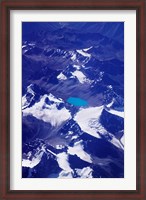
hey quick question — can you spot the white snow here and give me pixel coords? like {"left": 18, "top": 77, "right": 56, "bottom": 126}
{"left": 120, "top": 135, "right": 125, "bottom": 146}
{"left": 76, "top": 50, "right": 91, "bottom": 58}
{"left": 23, "top": 94, "right": 71, "bottom": 126}
{"left": 22, "top": 84, "right": 35, "bottom": 109}
{"left": 76, "top": 167, "right": 93, "bottom": 178}
{"left": 22, "top": 45, "right": 27, "bottom": 48}
{"left": 22, "top": 96, "right": 31, "bottom": 110}
{"left": 71, "top": 53, "right": 76, "bottom": 61}
{"left": 110, "top": 137, "right": 124, "bottom": 150}
{"left": 71, "top": 135, "right": 78, "bottom": 140}
{"left": 107, "top": 85, "right": 113, "bottom": 89}
{"left": 83, "top": 46, "right": 93, "bottom": 52}
{"left": 74, "top": 105, "right": 124, "bottom": 150}
{"left": 106, "top": 98, "right": 115, "bottom": 108}
{"left": 28, "top": 43, "right": 35, "bottom": 46}
{"left": 72, "top": 70, "right": 92, "bottom": 84}
{"left": 57, "top": 152, "right": 72, "bottom": 172}
{"left": 57, "top": 72, "right": 67, "bottom": 80}
{"left": 46, "top": 149, "right": 57, "bottom": 156}
{"left": 96, "top": 71, "right": 104, "bottom": 82}
{"left": 27, "top": 84, "right": 35, "bottom": 95}
{"left": 58, "top": 170, "right": 73, "bottom": 178}
{"left": 22, "top": 151, "right": 44, "bottom": 168}
{"left": 72, "top": 70, "right": 86, "bottom": 83}
{"left": 107, "top": 109, "right": 124, "bottom": 118}
{"left": 47, "top": 93, "right": 63, "bottom": 103}
{"left": 68, "top": 140, "right": 92, "bottom": 163}
{"left": 73, "top": 64, "right": 81, "bottom": 70}
{"left": 56, "top": 145, "right": 65, "bottom": 149}
{"left": 74, "top": 106, "right": 105, "bottom": 138}
{"left": 68, "top": 131, "right": 73, "bottom": 135}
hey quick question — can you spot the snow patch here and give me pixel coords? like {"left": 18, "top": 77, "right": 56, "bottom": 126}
{"left": 77, "top": 50, "right": 91, "bottom": 58}
{"left": 58, "top": 170, "right": 73, "bottom": 178}
{"left": 57, "top": 72, "right": 67, "bottom": 80}
{"left": 72, "top": 70, "right": 92, "bottom": 84}
{"left": 71, "top": 135, "right": 78, "bottom": 140}
{"left": 28, "top": 43, "right": 35, "bottom": 47}
{"left": 46, "top": 148, "right": 57, "bottom": 156}
{"left": 76, "top": 167, "right": 93, "bottom": 178}
{"left": 22, "top": 151, "right": 44, "bottom": 168}
{"left": 106, "top": 98, "right": 115, "bottom": 108}
{"left": 107, "top": 109, "right": 124, "bottom": 118}
{"left": 23, "top": 94, "right": 71, "bottom": 126}
{"left": 83, "top": 46, "right": 93, "bottom": 52}
{"left": 74, "top": 106, "right": 105, "bottom": 138}
{"left": 71, "top": 53, "right": 76, "bottom": 61}
{"left": 48, "top": 93, "right": 63, "bottom": 103}
{"left": 22, "top": 45, "right": 27, "bottom": 48}
{"left": 57, "top": 152, "right": 72, "bottom": 172}
{"left": 56, "top": 145, "right": 65, "bottom": 149}
{"left": 73, "top": 64, "right": 81, "bottom": 70}
{"left": 22, "top": 84, "right": 35, "bottom": 109}
{"left": 68, "top": 140, "right": 92, "bottom": 163}
{"left": 120, "top": 135, "right": 125, "bottom": 146}
{"left": 22, "top": 96, "right": 31, "bottom": 110}
{"left": 68, "top": 131, "right": 73, "bottom": 135}
{"left": 110, "top": 137, "right": 124, "bottom": 150}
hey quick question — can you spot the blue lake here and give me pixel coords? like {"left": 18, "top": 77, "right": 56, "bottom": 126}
{"left": 67, "top": 97, "right": 88, "bottom": 107}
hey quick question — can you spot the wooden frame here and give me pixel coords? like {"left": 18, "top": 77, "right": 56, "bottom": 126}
{"left": 0, "top": 0, "right": 145, "bottom": 199}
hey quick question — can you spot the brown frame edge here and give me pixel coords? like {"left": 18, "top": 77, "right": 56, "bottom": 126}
{"left": 0, "top": 0, "right": 145, "bottom": 200}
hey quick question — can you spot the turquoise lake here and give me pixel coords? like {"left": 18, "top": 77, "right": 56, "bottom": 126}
{"left": 67, "top": 97, "right": 88, "bottom": 107}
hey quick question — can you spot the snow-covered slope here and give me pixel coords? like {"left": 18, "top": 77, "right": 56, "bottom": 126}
{"left": 22, "top": 84, "right": 36, "bottom": 109}
{"left": 68, "top": 140, "right": 92, "bottom": 163}
{"left": 23, "top": 93, "right": 71, "bottom": 126}
{"left": 74, "top": 106, "right": 105, "bottom": 138}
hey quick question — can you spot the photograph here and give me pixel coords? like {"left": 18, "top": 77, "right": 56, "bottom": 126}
{"left": 0, "top": 0, "right": 145, "bottom": 198}
{"left": 22, "top": 22, "right": 124, "bottom": 178}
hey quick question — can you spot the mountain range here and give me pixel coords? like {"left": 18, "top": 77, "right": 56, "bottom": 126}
{"left": 22, "top": 22, "right": 124, "bottom": 178}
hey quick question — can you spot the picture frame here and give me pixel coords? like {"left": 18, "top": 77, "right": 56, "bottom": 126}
{"left": 0, "top": 0, "right": 145, "bottom": 199}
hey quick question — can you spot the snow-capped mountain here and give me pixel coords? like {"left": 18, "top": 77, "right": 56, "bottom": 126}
{"left": 22, "top": 22, "right": 124, "bottom": 178}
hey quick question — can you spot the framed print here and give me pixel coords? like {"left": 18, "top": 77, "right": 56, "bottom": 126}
{"left": 0, "top": 0, "right": 145, "bottom": 199}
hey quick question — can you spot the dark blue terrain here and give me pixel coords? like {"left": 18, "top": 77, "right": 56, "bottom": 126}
{"left": 22, "top": 22, "right": 124, "bottom": 178}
